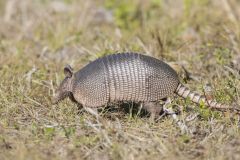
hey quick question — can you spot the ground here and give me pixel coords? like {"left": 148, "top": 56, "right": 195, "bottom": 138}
{"left": 0, "top": 0, "right": 240, "bottom": 160}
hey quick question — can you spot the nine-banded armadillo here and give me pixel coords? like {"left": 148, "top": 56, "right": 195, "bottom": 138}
{"left": 53, "top": 52, "right": 239, "bottom": 117}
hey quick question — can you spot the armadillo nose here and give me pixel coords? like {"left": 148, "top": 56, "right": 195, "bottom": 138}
{"left": 51, "top": 96, "right": 59, "bottom": 105}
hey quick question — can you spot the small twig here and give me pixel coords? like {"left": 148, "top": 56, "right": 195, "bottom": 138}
{"left": 24, "top": 95, "right": 45, "bottom": 108}
{"left": 136, "top": 103, "right": 143, "bottom": 117}
{"left": 185, "top": 113, "right": 199, "bottom": 122}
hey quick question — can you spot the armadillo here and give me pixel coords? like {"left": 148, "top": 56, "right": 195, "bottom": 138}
{"left": 53, "top": 52, "right": 239, "bottom": 117}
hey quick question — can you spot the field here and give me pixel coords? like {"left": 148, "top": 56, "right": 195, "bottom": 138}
{"left": 0, "top": 0, "right": 240, "bottom": 159}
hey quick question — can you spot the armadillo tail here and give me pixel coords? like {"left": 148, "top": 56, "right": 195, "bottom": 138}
{"left": 175, "top": 83, "right": 240, "bottom": 113}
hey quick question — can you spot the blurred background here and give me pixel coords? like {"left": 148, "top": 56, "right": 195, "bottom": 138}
{"left": 0, "top": 0, "right": 240, "bottom": 159}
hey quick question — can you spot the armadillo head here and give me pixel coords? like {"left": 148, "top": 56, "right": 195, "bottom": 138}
{"left": 52, "top": 65, "right": 74, "bottom": 104}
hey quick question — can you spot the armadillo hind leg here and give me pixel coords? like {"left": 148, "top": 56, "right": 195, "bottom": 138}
{"left": 142, "top": 102, "right": 163, "bottom": 121}
{"left": 161, "top": 98, "right": 190, "bottom": 134}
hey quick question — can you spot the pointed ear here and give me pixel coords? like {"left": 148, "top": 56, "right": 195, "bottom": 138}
{"left": 64, "top": 64, "right": 73, "bottom": 78}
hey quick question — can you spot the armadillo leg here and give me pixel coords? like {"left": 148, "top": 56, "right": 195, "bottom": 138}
{"left": 142, "top": 102, "right": 163, "bottom": 121}
{"left": 69, "top": 93, "right": 78, "bottom": 104}
{"left": 77, "top": 103, "right": 83, "bottom": 110}
{"left": 161, "top": 98, "right": 190, "bottom": 134}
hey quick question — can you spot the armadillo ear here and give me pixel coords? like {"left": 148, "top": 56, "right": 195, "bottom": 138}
{"left": 64, "top": 64, "right": 73, "bottom": 78}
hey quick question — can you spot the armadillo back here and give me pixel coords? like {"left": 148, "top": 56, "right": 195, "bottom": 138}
{"left": 73, "top": 52, "right": 179, "bottom": 107}
{"left": 103, "top": 53, "right": 179, "bottom": 102}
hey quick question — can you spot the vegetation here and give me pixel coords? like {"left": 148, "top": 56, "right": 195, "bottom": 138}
{"left": 0, "top": 0, "right": 240, "bottom": 159}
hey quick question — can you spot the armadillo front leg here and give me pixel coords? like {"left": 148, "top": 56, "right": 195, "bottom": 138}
{"left": 142, "top": 102, "right": 163, "bottom": 121}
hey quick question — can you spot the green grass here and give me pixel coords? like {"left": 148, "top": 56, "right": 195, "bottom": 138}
{"left": 0, "top": 0, "right": 240, "bottom": 159}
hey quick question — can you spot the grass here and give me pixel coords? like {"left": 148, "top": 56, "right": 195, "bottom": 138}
{"left": 0, "top": 0, "right": 240, "bottom": 159}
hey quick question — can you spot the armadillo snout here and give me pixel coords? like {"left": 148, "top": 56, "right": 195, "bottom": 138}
{"left": 52, "top": 74, "right": 74, "bottom": 104}
{"left": 52, "top": 93, "right": 61, "bottom": 104}
{"left": 52, "top": 89, "right": 72, "bottom": 104}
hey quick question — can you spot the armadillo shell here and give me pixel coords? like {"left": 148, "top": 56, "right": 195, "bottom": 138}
{"left": 72, "top": 52, "right": 179, "bottom": 107}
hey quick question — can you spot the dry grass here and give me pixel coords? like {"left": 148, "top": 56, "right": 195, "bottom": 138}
{"left": 0, "top": 0, "right": 240, "bottom": 159}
